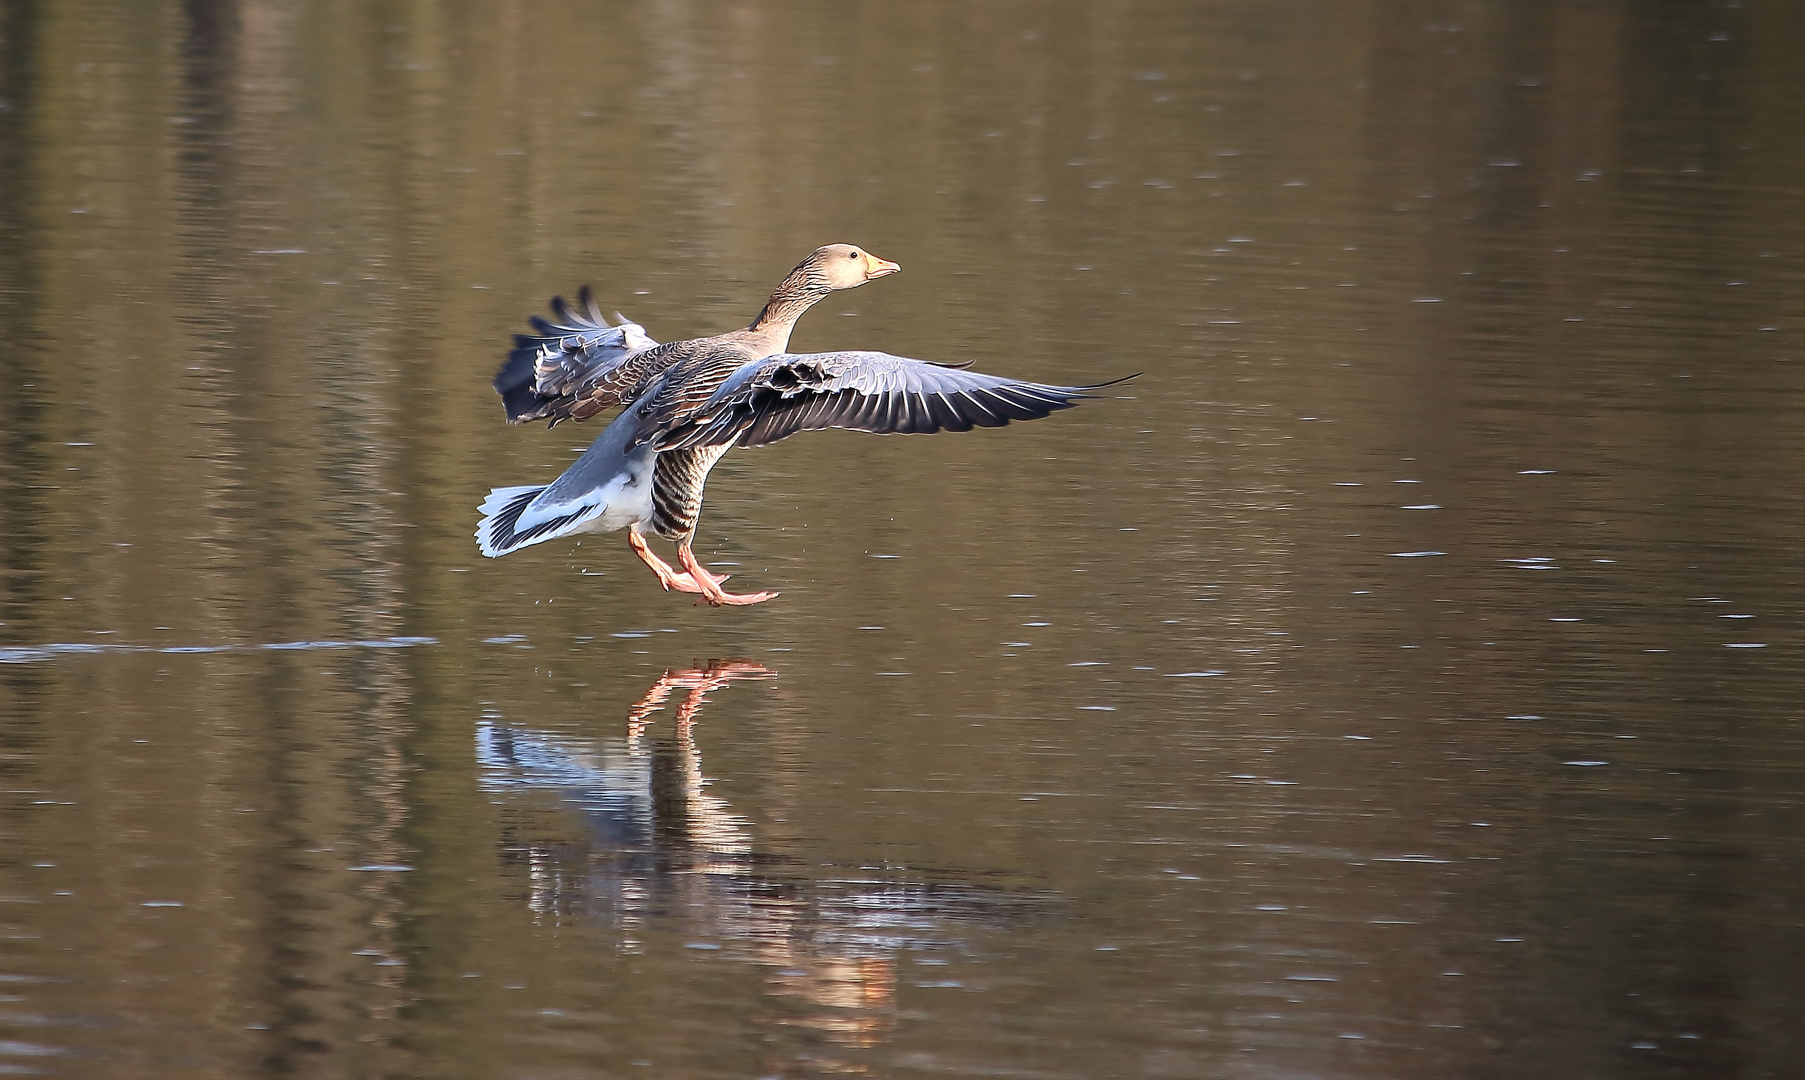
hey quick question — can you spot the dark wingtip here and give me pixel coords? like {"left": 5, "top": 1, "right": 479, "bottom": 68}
{"left": 578, "top": 284, "right": 604, "bottom": 323}
{"left": 1063, "top": 373, "right": 1141, "bottom": 400}
{"left": 494, "top": 349, "right": 536, "bottom": 395}
{"left": 499, "top": 382, "right": 548, "bottom": 423}
{"left": 1095, "top": 372, "right": 1141, "bottom": 388}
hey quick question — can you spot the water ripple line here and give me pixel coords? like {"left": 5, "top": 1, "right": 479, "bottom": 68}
{"left": 0, "top": 635, "right": 438, "bottom": 665}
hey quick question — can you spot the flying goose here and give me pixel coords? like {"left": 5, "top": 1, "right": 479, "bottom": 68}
{"left": 478, "top": 246, "right": 1130, "bottom": 605}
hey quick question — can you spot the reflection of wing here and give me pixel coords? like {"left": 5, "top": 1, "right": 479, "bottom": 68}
{"left": 477, "top": 661, "right": 776, "bottom": 862}
{"left": 492, "top": 286, "right": 666, "bottom": 426}
{"left": 655, "top": 351, "right": 1137, "bottom": 450}
{"left": 477, "top": 662, "right": 1062, "bottom": 1059}
{"left": 812, "top": 882, "right": 1056, "bottom": 953}
{"left": 476, "top": 720, "right": 640, "bottom": 793}
{"left": 476, "top": 720, "right": 655, "bottom": 848}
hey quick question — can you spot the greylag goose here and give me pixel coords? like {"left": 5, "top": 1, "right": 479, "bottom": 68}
{"left": 477, "top": 245, "right": 1131, "bottom": 606}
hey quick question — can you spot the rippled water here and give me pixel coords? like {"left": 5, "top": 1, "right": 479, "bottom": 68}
{"left": 3, "top": 2, "right": 1805, "bottom": 1077}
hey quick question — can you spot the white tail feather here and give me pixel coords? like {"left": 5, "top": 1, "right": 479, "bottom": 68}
{"left": 476, "top": 484, "right": 614, "bottom": 558}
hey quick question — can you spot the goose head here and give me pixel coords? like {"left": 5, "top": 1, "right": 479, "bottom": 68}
{"left": 800, "top": 244, "right": 901, "bottom": 290}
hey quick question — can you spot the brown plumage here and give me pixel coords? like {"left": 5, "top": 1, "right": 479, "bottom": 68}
{"left": 493, "top": 243, "right": 899, "bottom": 428}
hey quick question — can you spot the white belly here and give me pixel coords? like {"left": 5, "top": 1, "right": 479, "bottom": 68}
{"left": 526, "top": 412, "right": 661, "bottom": 538}
{"left": 571, "top": 447, "right": 657, "bottom": 534}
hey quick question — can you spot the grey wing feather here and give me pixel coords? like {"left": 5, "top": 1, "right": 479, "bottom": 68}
{"left": 494, "top": 285, "right": 663, "bottom": 425}
{"left": 620, "top": 340, "right": 768, "bottom": 444}
{"left": 655, "top": 351, "right": 1136, "bottom": 451}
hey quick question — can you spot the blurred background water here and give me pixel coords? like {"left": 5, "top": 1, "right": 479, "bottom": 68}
{"left": 3, "top": 1, "right": 1805, "bottom": 1077}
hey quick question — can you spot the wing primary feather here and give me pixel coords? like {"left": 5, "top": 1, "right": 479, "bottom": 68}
{"left": 916, "top": 395, "right": 945, "bottom": 433}
{"left": 929, "top": 393, "right": 970, "bottom": 432}
{"left": 905, "top": 393, "right": 932, "bottom": 433}
{"left": 737, "top": 394, "right": 777, "bottom": 445}
{"left": 986, "top": 386, "right": 1035, "bottom": 420}
{"left": 766, "top": 392, "right": 810, "bottom": 443}
{"left": 647, "top": 354, "right": 1134, "bottom": 449}
{"left": 955, "top": 388, "right": 1005, "bottom": 426}
{"left": 741, "top": 404, "right": 777, "bottom": 447}
{"left": 732, "top": 389, "right": 789, "bottom": 448}
{"left": 807, "top": 391, "right": 840, "bottom": 432}
{"left": 1012, "top": 386, "right": 1065, "bottom": 416}
{"left": 866, "top": 392, "right": 891, "bottom": 433}
{"left": 907, "top": 392, "right": 929, "bottom": 433}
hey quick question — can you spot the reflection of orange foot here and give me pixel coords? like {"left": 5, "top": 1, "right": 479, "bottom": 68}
{"left": 693, "top": 659, "right": 778, "bottom": 681}
{"left": 628, "top": 529, "right": 731, "bottom": 592}
{"left": 678, "top": 544, "right": 778, "bottom": 606}
{"left": 626, "top": 659, "right": 777, "bottom": 734}
{"left": 694, "top": 589, "right": 778, "bottom": 607}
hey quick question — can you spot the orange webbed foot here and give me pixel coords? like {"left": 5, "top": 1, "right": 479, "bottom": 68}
{"left": 676, "top": 543, "right": 778, "bottom": 607}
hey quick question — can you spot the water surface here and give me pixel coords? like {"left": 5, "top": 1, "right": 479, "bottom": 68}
{"left": 3, "top": 2, "right": 1805, "bottom": 1077}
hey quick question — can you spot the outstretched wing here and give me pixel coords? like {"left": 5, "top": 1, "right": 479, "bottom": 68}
{"left": 655, "top": 351, "right": 1136, "bottom": 451}
{"left": 492, "top": 286, "right": 666, "bottom": 426}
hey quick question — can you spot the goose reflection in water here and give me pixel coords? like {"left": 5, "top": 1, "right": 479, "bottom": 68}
{"left": 476, "top": 660, "right": 1052, "bottom": 1055}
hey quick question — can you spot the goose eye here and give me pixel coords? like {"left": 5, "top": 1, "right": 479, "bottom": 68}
{"left": 848, "top": 250, "right": 859, "bottom": 259}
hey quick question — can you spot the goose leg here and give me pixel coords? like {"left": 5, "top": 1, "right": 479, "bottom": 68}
{"left": 626, "top": 660, "right": 775, "bottom": 739}
{"left": 627, "top": 528, "right": 729, "bottom": 593}
{"left": 677, "top": 542, "right": 779, "bottom": 606}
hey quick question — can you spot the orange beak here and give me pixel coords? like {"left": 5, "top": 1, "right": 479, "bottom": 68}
{"left": 863, "top": 253, "right": 901, "bottom": 280}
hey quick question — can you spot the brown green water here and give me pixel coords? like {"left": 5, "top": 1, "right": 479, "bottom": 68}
{"left": 3, "top": 2, "right": 1805, "bottom": 1077}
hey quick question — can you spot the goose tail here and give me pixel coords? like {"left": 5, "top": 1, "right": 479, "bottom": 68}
{"left": 477, "top": 485, "right": 571, "bottom": 558}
